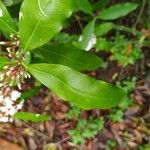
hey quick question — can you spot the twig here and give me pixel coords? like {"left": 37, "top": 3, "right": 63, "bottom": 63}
{"left": 57, "top": 136, "right": 71, "bottom": 144}
{"left": 20, "top": 121, "right": 50, "bottom": 140}
{"left": 74, "top": 14, "right": 83, "bottom": 31}
{"left": 114, "top": 25, "right": 143, "bottom": 36}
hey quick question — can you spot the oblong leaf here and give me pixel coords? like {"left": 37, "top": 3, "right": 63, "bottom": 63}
{"left": 0, "top": 0, "right": 17, "bottom": 37}
{"left": 95, "top": 22, "right": 114, "bottom": 36}
{"left": 97, "top": 2, "right": 138, "bottom": 20}
{"left": 20, "top": 87, "right": 40, "bottom": 101}
{"left": 74, "top": 20, "right": 95, "bottom": 50}
{"left": 19, "top": 0, "right": 74, "bottom": 51}
{"left": 28, "top": 64, "right": 126, "bottom": 109}
{"left": 13, "top": 112, "right": 50, "bottom": 122}
{"left": 33, "top": 44, "right": 102, "bottom": 71}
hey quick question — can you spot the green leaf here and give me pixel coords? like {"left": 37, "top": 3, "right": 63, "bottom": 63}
{"left": 3, "top": 0, "right": 22, "bottom": 7}
{"left": 95, "top": 38, "right": 113, "bottom": 51}
{"left": 23, "top": 52, "right": 31, "bottom": 65}
{"left": 95, "top": 22, "right": 114, "bottom": 36}
{"left": 76, "top": 0, "right": 92, "bottom": 15}
{"left": 97, "top": 2, "right": 138, "bottom": 20}
{"left": 54, "top": 33, "right": 79, "bottom": 44}
{"left": 19, "top": 0, "right": 74, "bottom": 51}
{"left": 28, "top": 64, "right": 126, "bottom": 109}
{"left": 109, "top": 110, "right": 123, "bottom": 122}
{"left": 13, "top": 112, "right": 50, "bottom": 122}
{"left": 20, "top": 87, "right": 40, "bottom": 101}
{"left": 0, "top": 56, "right": 10, "bottom": 69}
{"left": 93, "top": 0, "right": 110, "bottom": 11}
{"left": 33, "top": 44, "right": 102, "bottom": 71}
{"left": 0, "top": 0, "right": 17, "bottom": 37}
{"left": 74, "top": 20, "right": 95, "bottom": 50}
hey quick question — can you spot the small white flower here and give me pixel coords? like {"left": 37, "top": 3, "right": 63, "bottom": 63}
{"left": 0, "top": 117, "right": 9, "bottom": 122}
{"left": 35, "top": 114, "right": 40, "bottom": 117}
{"left": 85, "top": 34, "right": 97, "bottom": 51}
{"left": 8, "top": 108, "right": 18, "bottom": 115}
{"left": 11, "top": 90, "right": 21, "bottom": 101}
{"left": 0, "top": 89, "right": 23, "bottom": 122}
{"left": 78, "top": 34, "right": 97, "bottom": 51}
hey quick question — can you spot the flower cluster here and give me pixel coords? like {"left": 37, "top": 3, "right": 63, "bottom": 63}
{"left": 79, "top": 34, "right": 97, "bottom": 51}
{"left": 0, "top": 34, "right": 30, "bottom": 122}
{"left": 0, "top": 62, "right": 30, "bottom": 89}
{"left": 0, "top": 34, "right": 31, "bottom": 89}
{"left": 85, "top": 34, "right": 97, "bottom": 51}
{"left": 0, "top": 87, "right": 23, "bottom": 122}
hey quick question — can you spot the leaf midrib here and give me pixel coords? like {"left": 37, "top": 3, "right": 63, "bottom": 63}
{"left": 0, "top": 18, "right": 16, "bottom": 33}
{"left": 29, "top": 66, "right": 108, "bottom": 101}
{"left": 24, "top": 19, "right": 41, "bottom": 50}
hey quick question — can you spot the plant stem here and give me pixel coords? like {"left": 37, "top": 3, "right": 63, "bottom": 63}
{"left": 114, "top": 25, "right": 143, "bottom": 36}
{"left": 133, "top": 0, "right": 146, "bottom": 29}
{"left": 74, "top": 14, "right": 83, "bottom": 31}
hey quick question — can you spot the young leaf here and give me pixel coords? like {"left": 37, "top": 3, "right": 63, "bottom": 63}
{"left": 20, "top": 87, "right": 40, "bottom": 101}
{"left": 19, "top": 0, "right": 74, "bottom": 51}
{"left": 97, "top": 3, "right": 138, "bottom": 20}
{"left": 33, "top": 44, "right": 102, "bottom": 71}
{"left": 28, "top": 64, "right": 126, "bottom": 109}
{"left": 95, "top": 38, "right": 113, "bottom": 52}
{"left": 74, "top": 20, "right": 95, "bottom": 50}
{"left": 0, "top": 56, "right": 10, "bottom": 69}
{"left": 13, "top": 112, "right": 50, "bottom": 122}
{"left": 0, "top": 0, "right": 17, "bottom": 37}
{"left": 75, "top": 0, "right": 93, "bottom": 15}
{"left": 95, "top": 22, "right": 114, "bottom": 36}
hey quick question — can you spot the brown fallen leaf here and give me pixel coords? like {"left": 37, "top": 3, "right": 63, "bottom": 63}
{"left": 45, "top": 121, "right": 55, "bottom": 140}
{"left": 28, "top": 137, "right": 37, "bottom": 150}
{"left": 0, "top": 138, "right": 23, "bottom": 150}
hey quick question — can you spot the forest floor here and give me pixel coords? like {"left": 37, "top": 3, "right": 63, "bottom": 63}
{"left": 0, "top": 48, "right": 149, "bottom": 150}
{"left": 0, "top": 0, "right": 150, "bottom": 149}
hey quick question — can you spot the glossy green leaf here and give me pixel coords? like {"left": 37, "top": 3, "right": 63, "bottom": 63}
{"left": 13, "top": 112, "right": 50, "bottom": 122}
{"left": 0, "top": 56, "right": 10, "bottom": 69}
{"left": 0, "top": 0, "right": 17, "bottom": 37}
{"left": 76, "top": 0, "right": 92, "bottom": 15}
{"left": 28, "top": 64, "right": 126, "bottom": 109}
{"left": 95, "top": 22, "right": 114, "bottom": 36}
{"left": 97, "top": 3, "right": 138, "bottom": 20}
{"left": 19, "top": 0, "right": 74, "bottom": 51}
{"left": 33, "top": 44, "right": 102, "bottom": 71}
{"left": 74, "top": 20, "right": 95, "bottom": 50}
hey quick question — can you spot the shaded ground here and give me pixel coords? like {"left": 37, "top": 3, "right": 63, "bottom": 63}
{"left": 0, "top": 0, "right": 150, "bottom": 149}
{"left": 0, "top": 48, "right": 149, "bottom": 150}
